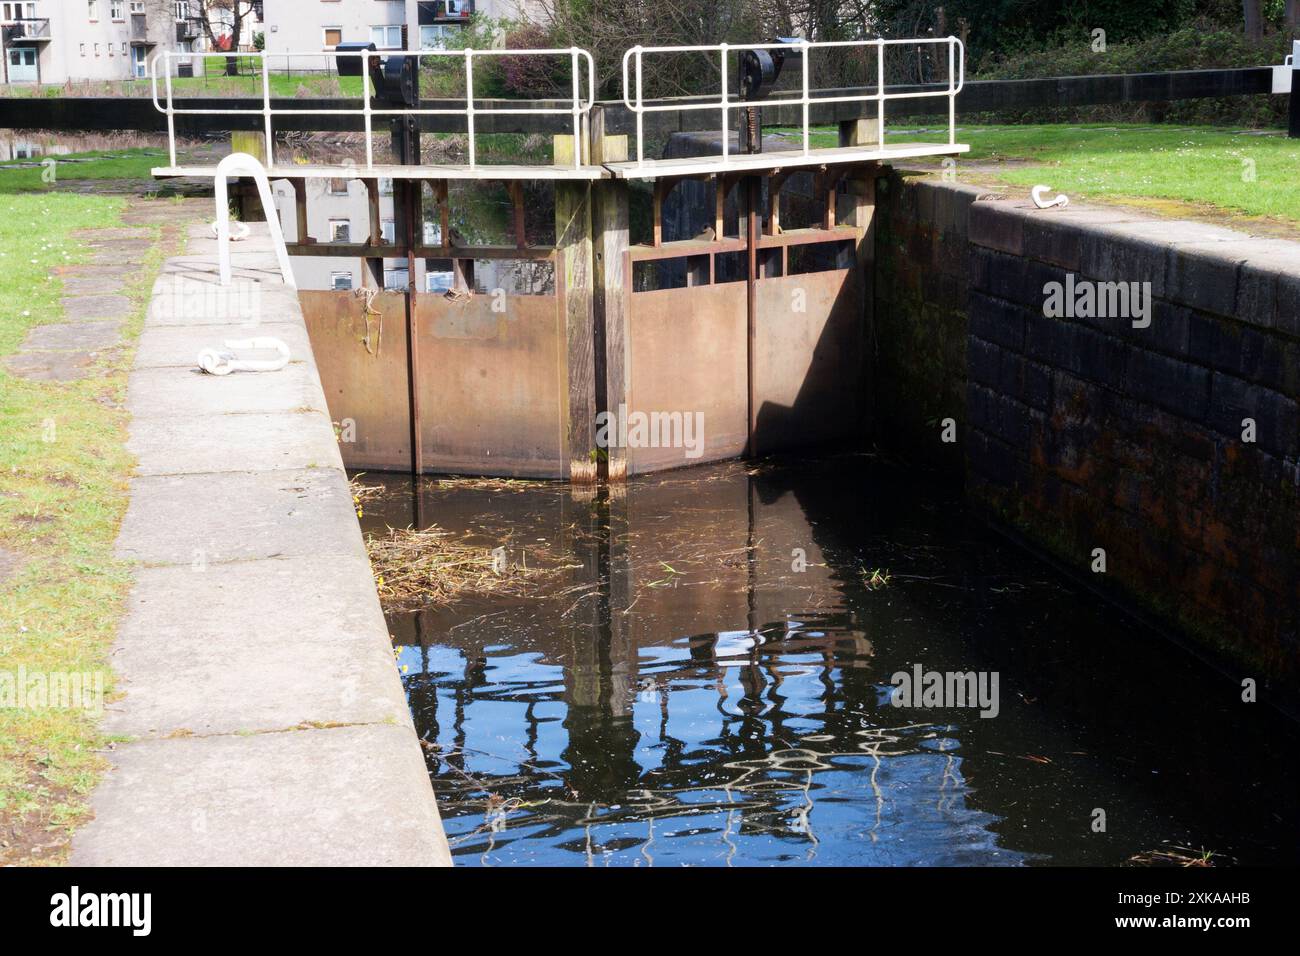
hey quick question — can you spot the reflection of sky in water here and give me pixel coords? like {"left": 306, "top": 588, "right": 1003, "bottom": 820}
{"left": 377, "top": 457, "right": 1300, "bottom": 867}
{"left": 400, "top": 634, "right": 1026, "bottom": 866}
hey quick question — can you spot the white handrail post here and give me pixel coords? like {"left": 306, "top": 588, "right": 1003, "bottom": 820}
{"left": 801, "top": 39, "right": 811, "bottom": 156}
{"left": 261, "top": 52, "right": 274, "bottom": 167}
{"left": 164, "top": 58, "right": 176, "bottom": 168}
{"left": 570, "top": 47, "right": 581, "bottom": 168}
{"left": 720, "top": 43, "right": 729, "bottom": 162}
{"left": 465, "top": 49, "right": 476, "bottom": 168}
{"left": 214, "top": 152, "right": 296, "bottom": 289}
{"left": 635, "top": 48, "right": 644, "bottom": 167}
{"left": 876, "top": 38, "right": 886, "bottom": 149}
{"left": 360, "top": 51, "right": 373, "bottom": 170}
{"left": 948, "top": 38, "right": 955, "bottom": 147}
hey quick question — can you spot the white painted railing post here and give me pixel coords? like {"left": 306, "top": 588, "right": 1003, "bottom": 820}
{"left": 214, "top": 152, "right": 296, "bottom": 289}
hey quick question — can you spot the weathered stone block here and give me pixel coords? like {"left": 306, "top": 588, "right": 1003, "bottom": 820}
{"left": 1124, "top": 348, "right": 1211, "bottom": 422}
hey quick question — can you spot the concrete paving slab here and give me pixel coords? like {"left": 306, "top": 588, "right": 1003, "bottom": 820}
{"left": 115, "top": 466, "right": 363, "bottom": 566}
{"left": 103, "top": 554, "right": 407, "bottom": 737}
{"left": 3, "top": 350, "right": 95, "bottom": 382}
{"left": 161, "top": 254, "right": 293, "bottom": 288}
{"left": 128, "top": 410, "right": 342, "bottom": 476}
{"left": 71, "top": 724, "right": 451, "bottom": 867}
{"left": 62, "top": 294, "right": 134, "bottom": 322}
{"left": 83, "top": 237, "right": 153, "bottom": 256}
{"left": 146, "top": 274, "right": 299, "bottom": 327}
{"left": 51, "top": 262, "right": 140, "bottom": 279}
{"left": 62, "top": 275, "right": 127, "bottom": 297}
{"left": 22, "top": 320, "right": 121, "bottom": 351}
{"left": 126, "top": 363, "right": 326, "bottom": 419}
{"left": 134, "top": 321, "right": 310, "bottom": 369}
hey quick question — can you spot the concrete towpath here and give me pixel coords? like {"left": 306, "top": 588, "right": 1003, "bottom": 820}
{"left": 71, "top": 223, "right": 451, "bottom": 866}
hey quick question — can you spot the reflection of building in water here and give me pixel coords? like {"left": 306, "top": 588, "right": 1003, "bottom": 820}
{"left": 272, "top": 177, "right": 555, "bottom": 294}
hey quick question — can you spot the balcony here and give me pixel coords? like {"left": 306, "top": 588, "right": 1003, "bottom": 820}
{"left": 1, "top": 17, "right": 51, "bottom": 43}
{"left": 418, "top": 0, "right": 473, "bottom": 24}
{"left": 130, "top": 12, "right": 151, "bottom": 44}
{"left": 176, "top": 17, "right": 202, "bottom": 43}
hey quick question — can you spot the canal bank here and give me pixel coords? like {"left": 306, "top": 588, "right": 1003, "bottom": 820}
{"left": 70, "top": 225, "right": 450, "bottom": 866}
{"left": 871, "top": 176, "right": 1300, "bottom": 707}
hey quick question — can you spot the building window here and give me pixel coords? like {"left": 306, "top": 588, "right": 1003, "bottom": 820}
{"left": 122, "top": 42, "right": 128, "bottom": 55}
{"left": 381, "top": 219, "right": 395, "bottom": 243}
{"left": 88, "top": 0, "right": 98, "bottom": 21}
{"left": 370, "top": 25, "right": 402, "bottom": 49}
{"left": 94, "top": 43, "right": 101, "bottom": 56}
{"left": 383, "top": 268, "right": 408, "bottom": 291}
{"left": 326, "top": 178, "right": 348, "bottom": 196}
{"left": 329, "top": 220, "right": 351, "bottom": 242}
{"left": 323, "top": 27, "right": 342, "bottom": 47}
{"left": 420, "top": 25, "right": 459, "bottom": 50}
{"left": 130, "top": 0, "right": 144, "bottom": 11}
{"left": 3, "top": 2, "right": 37, "bottom": 19}
{"left": 111, "top": 0, "right": 123, "bottom": 20}
{"left": 426, "top": 271, "right": 453, "bottom": 293}
{"left": 378, "top": 177, "right": 393, "bottom": 196}
{"left": 330, "top": 272, "right": 353, "bottom": 291}
{"left": 80, "top": 43, "right": 87, "bottom": 57}
{"left": 174, "top": 1, "right": 189, "bottom": 20}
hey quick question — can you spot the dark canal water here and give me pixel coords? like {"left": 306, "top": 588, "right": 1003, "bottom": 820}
{"left": 357, "top": 454, "right": 1300, "bottom": 867}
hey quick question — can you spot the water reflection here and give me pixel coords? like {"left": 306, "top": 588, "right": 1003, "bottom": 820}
{"left": 359, "top": 454, "right": 1300, "bottom": 866}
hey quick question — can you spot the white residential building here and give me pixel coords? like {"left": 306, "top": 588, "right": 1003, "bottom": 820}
{"left": 261, "top": 0, "right": 539, "bottom": 70}
{"left": 1, "top": 1, "right": 264, "bottom": 86}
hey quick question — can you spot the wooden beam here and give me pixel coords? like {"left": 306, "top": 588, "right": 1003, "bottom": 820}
{"left": 556, "top": 180, "right": 597, "bottom": 483}
{"left": 590, "top": 106, "right": 631, "bottom": 482}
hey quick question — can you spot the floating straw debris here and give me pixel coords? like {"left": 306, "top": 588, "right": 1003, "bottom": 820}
{"left": 366, "top": 525, "right": 578, "bottom": 609}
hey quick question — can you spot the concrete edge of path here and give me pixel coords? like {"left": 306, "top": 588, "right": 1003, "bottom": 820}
{"left": 72, "top": 224, "right": 453, "bottom": 867}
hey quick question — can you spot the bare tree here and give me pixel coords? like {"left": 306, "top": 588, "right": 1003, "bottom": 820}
{"left": 1242, "top": 0, "right": 1264, "bottom": 42}
{"left": 193, "top": 0, "right": 261, "bottom": 75}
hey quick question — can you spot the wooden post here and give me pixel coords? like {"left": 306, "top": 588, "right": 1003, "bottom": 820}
{"left": 840, "top": 120, "right": 879, "bottom": 437}
{"left": 744, "top": 175, "right": 760, "bottom": 455}
{"left": 590, "top": 108, "right": 631, "bottom": 482}
{"left": 554, "top": 135, "right": 597, "bottom": 484}
{"left": 289, "top": 177, "right": 310, "bottom": 244}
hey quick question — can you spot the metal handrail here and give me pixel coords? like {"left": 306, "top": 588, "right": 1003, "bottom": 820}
{"left": 149, "top": 48, "right": 597, "bottom": 170}
{"left": 620, "top": 37, "right": 965, "bottom": 168}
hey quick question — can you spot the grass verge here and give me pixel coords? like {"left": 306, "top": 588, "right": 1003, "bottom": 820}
{"left": 777, "top": 123, "right": 1300, "bottom": 226}
{"left": 0, "top": 171, "right": 174, "bottom": 863}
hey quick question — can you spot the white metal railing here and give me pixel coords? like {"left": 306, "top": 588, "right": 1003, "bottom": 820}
{"left": 149, "top": 48, "right": 597, "bottom": 170}
{"left": 620, "top": 37, "right": 965, "bottom": 168}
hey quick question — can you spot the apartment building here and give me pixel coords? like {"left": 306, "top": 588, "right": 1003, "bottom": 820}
{"left": 1, "top": 0, "right": 263, "bottom": 86}
{"left": 262, "top": 0, "right": 537, "bottom": 69}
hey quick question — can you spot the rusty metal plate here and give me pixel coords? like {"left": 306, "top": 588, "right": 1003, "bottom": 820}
{"left": 752, "top": 269, "right": 864, "bottom": 455}
{"left": 415, "top": 292, "right": 566, "bottom": 478}
{"left": 300, "top": 289, "right": 412, "bottom": 472}
{"left": 626, "top": 283, "right": 748, "bottom": 474}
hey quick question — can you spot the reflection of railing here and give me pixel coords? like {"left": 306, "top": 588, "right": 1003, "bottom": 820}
{"left": 149, "top": 48, "right": 596, "bottom": 170}
{"left": 620, "top": 37, "right": 965, "bottom": 169}
{"left": 1, "top": 17, "right": 51, "bottom": 41}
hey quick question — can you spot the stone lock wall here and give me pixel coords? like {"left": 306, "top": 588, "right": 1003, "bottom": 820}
{"left": 873, "top": 173, "right": 1300, "bottom": 693}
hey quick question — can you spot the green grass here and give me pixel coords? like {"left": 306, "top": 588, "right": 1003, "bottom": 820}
{"left": 0, "top": 164, "right": 170, "bottom": 862}
{"left": 0, "top": 148, "right": 165, "bottom": 192}
{"left": 776, "top": 123, "right": 1300, "bottom": 225}
{"left": 4, "top": 72, "right": 366, "bottom": 99}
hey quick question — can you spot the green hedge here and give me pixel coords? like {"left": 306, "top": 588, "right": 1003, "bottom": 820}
{"left": 968, "top": 18, "right": 1292, "bottom": 127}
